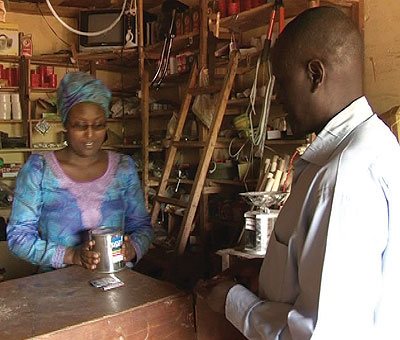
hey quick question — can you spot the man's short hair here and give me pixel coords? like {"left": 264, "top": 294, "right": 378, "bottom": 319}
{"left": 275, "top": 6, "right": 363, "bottom": 69}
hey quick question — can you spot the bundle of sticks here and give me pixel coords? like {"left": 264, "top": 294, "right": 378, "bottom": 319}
{"left": 256, "top": 154, "right": 293, "bottom": 193}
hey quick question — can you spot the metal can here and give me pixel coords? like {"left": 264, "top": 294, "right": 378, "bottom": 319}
{"left": 20, "top": 34, "right": 33, "bottom": 57}
{"left": 183, "top": 9, "right": 192, "bottom": 35}
{"left": 90, "top": 227, "right": 125, "bottom": 274}
{"left": 191, "top": 6, "right": 200, "bottom": 33}
{"left": 175, "top": 12, "right": 183, "bottom": 36}
{"left": 244, "top": 209, "right": 279, "bottom": 255}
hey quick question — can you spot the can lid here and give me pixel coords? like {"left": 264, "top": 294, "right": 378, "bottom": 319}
{"left": 91, "top": 227, "right": 119, "bottom": 235}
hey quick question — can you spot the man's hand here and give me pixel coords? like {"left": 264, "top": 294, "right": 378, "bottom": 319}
{"left": 226, "top": 258, "right": 263, "bottom": 294}
{"left": 196, "top": 276, "right": 237, "bottom": 314}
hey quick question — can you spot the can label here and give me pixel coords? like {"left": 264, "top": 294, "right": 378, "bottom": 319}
{"left": 111, "top": 234, "right": 123, "bottom": 263}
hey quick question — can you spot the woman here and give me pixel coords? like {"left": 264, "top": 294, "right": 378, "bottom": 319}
{"left": 7, "top": 72, "right": 153, "bottom": 272}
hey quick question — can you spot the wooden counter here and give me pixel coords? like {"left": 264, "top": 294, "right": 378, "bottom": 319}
{"left": 0, "top": 266, "right": 196, "bottom": 340}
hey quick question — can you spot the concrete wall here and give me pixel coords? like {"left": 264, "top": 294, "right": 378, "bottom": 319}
{"left": 364, "top": 0, "right": 400, "bottom": 114}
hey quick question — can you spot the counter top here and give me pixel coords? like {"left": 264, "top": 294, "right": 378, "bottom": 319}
{"left": 0, "top": 266, "right": 195, "bottom": 340}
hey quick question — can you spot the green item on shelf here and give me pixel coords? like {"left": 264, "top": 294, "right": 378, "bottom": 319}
{"left": 42, "top": 113, "right": 61, "bottom": 121}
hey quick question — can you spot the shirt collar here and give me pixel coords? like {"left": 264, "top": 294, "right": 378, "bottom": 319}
{"left": 301, "top": 96, "right": 374, "bottom": 166}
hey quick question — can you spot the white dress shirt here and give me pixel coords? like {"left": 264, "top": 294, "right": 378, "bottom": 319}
{"left": 226, "top": 97, "right": 400, "bottom": 340}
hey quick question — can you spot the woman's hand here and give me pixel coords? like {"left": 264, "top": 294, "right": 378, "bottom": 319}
{"left": 64, "top": 240, "right": 100, "bottom": 271}
{"left": 122, "top": 235, "right": 136, "bottom": 262}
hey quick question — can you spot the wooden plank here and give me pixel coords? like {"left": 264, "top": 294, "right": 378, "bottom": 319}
{"left": 199, "top": 0, "right": 208, "bottom": 70}
{"left": 175, "top": 51, "right": 239, "bottom": 255}
{"left": 141, "top": 71, "right": 150, "bottom": 209}
{"left": 150, "top": 63, "right": 198, "bottom": 226}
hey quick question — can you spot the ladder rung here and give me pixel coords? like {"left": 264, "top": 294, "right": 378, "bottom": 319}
{"left": 188, "top": 85, "right": 221, "bottom": 96}
{"left": 155, "top": 196, "right": 188, "bottom": 208}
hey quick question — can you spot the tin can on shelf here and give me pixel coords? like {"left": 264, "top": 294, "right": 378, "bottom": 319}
{"left": 183, "top": 9, "right": 192, "bottom": 35}
{"left": 20, "top": 34, "right": 33, "bottom": 57}
{"left": 90, "top": 227, "right": 125, "bottom": 274}
{"left": 191, "top": 6, "right": 200, "bottom": 33}
{"left": 175, "top": 12, "right": 183, "bottom": 36}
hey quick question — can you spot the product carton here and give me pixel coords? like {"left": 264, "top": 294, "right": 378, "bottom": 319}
{"left": 0, "top": 23, "right": 19, "bottom": 56}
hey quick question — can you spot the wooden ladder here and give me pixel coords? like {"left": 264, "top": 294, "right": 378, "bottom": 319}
{"left": 151, "top": 51, "right": 240, "bottom": 255}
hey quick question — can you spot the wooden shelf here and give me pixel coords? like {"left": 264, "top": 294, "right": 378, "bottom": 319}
{"left": 265, "top": 138, "right": 307, "bottom": 145}
{"left": 218, "top": 1, "right": 358, "bottom": 34}
{"left": 30, "top": 54, "right": 75, "bottom": 66}
{"left": 75, "top": 48, "right": 138, "bottom": 62}
{"left": 30, "top": 87, "right": 57, "bottom": 93}
{"left": 0, "top": 120, "right": 23, "bottom": 124}
{"left": 0, "top": 87, "right": 19, "bottom": 93}
{"left": 0, "top": 147, "right": 64, "bottom": 153}
{"left": 218, "top": 2, "right": 302, "bottom": 33}
{"left": 144, "top": 32, "right": 199, "bottom": 59}
{"left": 111, "top": 89, "right": 137, "bottom": 97}
{"left": 0, "top": 55, "right": 21, "bottom": 63}
{"left": 149, "top": 110, "right": 175, "bottom": 117}
{"left": 29, "top": 119, "right": 62, "bottom": 123}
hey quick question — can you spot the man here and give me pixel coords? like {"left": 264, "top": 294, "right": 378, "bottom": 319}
{"left": 200, "top": 6, "right": 400, "bottom": 340}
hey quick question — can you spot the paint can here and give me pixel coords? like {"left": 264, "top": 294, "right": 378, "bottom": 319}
{"left": 90, "top": 227, "right": 125, "bottom": 274}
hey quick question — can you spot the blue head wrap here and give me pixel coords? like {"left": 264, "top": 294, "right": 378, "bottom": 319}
{"left": 57, "top": 72, "right": 111, "bottom": 125}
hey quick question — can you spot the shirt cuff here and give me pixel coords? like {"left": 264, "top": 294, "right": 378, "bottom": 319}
{"left": 130, "top": 239, "right": 142, "bottom": 264}
{"left": 225, "top": 284, "right": 262, "bottom": 334}
{"left": 52, "top": 245, "right": 67, "bottom": 269}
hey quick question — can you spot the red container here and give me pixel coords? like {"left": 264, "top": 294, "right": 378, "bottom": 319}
{"left": 4, "top": 68, "right": 12, "bottom": 87}
{"left": 183, "top": 10, "right": 191, "bottom": 34}
{"left": 192, "top": 7, "right": 200, "bottom": 33}
{"left": 11, "top": 67, "right": 18, "bottom": 86}
{"left": 228, "top": 1, "right": 240, "bottom": 15}
{"left": 31, "top": 73, "right": 40, "bottom": 88}
{"left": 47, "top": 73, "right": 57, "bottom": 88}
{"left": 251, "top": 0, "right": 260, "bottom": 7}
{"left": 241, "top": 0, "right": 252, "bottom": 11}
{"left": 44, "top": 66, "right": 54, "bottom": 76}
{"left": 175, "top": 12, "right": 183, "bottom": 36}
{"left": 218, "top": 0, "right": 227, "bottom": 18}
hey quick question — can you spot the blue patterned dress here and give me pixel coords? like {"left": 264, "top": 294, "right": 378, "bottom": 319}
{"left": 7, "top": 151, "right": 153, "bottom": 272}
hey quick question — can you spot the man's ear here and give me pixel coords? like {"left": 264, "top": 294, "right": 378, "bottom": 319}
{"left": 307, "top": 59, "right": 325, "bottom": 93}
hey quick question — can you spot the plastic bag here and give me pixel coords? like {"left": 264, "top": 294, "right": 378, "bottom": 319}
{"left": 192, "top": 68, "right": 216, "bottom": 128}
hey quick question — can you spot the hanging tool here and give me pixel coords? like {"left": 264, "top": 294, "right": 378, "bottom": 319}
{"left": 261, "top": 0, "right": 285, "bottom": 62}
{"left": 150, "top": 8, "right": 176, "bottom": 88}
{"left": 150, "top": 1, "right": 188, "bottom": 88}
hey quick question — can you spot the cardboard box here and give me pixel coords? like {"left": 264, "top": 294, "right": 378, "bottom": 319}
{"left": 0, "top": 23, "right": 19, "bottom": 56}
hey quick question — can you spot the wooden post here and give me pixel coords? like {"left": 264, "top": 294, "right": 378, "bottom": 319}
{"left": 141, "top": 71, "right": 150, "bottom": 209}
{"left": 199, "top": 0, "right": 208, "bottom": 70}
{"left": 137, "top": 0, "right": 150, "bottom": 209}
